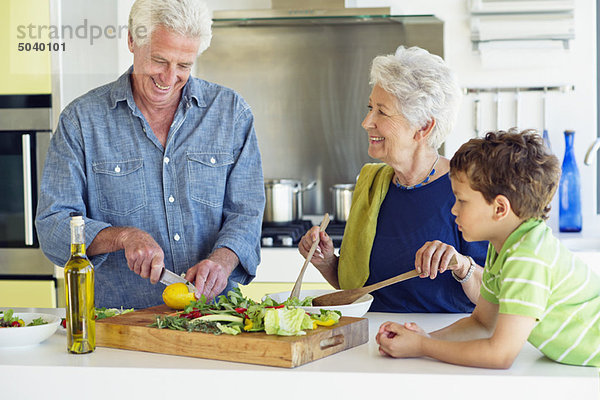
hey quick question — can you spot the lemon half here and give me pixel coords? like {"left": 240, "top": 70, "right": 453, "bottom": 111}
{"left": 162, "top": 282, "right": 196, "bottom": 310}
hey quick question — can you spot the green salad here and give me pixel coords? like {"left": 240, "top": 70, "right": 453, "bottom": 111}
{"left": 150, "top": 288, "right": 340, "bottom": 336}
{"left": 0, "top": 309, "right": 48, "bottom": 328}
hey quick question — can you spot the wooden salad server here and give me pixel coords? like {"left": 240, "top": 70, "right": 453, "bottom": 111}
{"left": 312, "top": 255, "right": 458, "bottom": 306}
{"left": 289, "top": 213, "right": 330, "bottom": 300}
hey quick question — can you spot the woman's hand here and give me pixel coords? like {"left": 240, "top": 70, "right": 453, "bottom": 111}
{"left": 376, "top": 321, "right": 428, "bottom": 358}
{"left": 298, "top": 226, "right": 340, "bottom": 288}
{"left": 414, "top": 240, "right": 471, "bottom": 279}
{"left": 298, "top": 225, "right": 336, "bottom": 269}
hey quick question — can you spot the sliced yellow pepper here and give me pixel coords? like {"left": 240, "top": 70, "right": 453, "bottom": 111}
{"left": 244, "top": 318, "right": 253, "bottom": 331}
{"left": 314, "top": 319, "right": 336, "bottom": 327}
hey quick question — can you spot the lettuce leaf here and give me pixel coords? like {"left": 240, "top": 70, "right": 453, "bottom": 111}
{"left": 311, "top": 310, "right": 341, "bottom": 324}
{"left": 216, "top": 322, "right": 241, "bottom": 335}
{"left": 264, "top": 307, "right": 311, "bottom": 336}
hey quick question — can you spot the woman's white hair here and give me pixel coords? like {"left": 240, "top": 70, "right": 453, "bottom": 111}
{"left": 129, "top": 0, "right": 212, "bottom": 55}
{"left": 369, "top": 46, "right": 462, "bottom": 149}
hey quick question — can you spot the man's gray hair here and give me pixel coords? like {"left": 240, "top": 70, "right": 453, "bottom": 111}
{"left": 129, "top": 0, "right": 212, "bottom": 55}
{"left": 369, "top": 46, "right": 462, "bottom": 150}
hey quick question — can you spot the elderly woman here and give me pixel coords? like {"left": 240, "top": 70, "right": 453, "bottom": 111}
{"left": 299, "top": 46, "right": 487, "bottom": 313}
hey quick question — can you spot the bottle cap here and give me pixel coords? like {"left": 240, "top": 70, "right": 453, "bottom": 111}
{"left": 69, "top": 211, "right": 83, "bottom": 217}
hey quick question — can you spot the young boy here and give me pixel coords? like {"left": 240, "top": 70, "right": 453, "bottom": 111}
{"left": 376, "top": 130, "right": 600, "bottom": 368}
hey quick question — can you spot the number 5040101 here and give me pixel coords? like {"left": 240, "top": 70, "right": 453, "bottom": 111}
{"left": 18, "top": 42, "right": 66, "bottom": 52}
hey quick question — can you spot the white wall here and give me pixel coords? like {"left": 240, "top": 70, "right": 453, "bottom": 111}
{"left": 202, "top": 0, "right": 597, "bottom": 231}
{"left": 65, "top": 0, "right": 598, "bottom": 232}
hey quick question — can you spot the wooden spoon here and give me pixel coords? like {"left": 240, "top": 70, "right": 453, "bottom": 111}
{"left": 312, "top": 255, "right": 458, "bottom": 306}
{"left": 289, "top": 213, "right": 330, "bottom": 300}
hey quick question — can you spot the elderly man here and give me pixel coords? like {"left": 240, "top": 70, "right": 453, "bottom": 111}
{"left": 36, "top": 0, "right": 265, "bottom": 308}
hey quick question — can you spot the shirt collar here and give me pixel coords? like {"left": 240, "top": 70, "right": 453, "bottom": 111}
{"left": 181, "top": 76, "right": 205, "bottom": 108}
{"left": 109, "top": 66, "right": 206, "bottom": 111}
{"left": 487, "top": 218, "right": 543, "bottom": 274}
{"left": 109, "top": 66, "right": 137, "bottom": 111}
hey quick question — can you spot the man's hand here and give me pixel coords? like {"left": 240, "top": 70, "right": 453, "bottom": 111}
{"left": 88, "top": 226, "right": 165, "bottom": 284}
{"left": 117, "top": 228, "right": 165, "bottom": 284}
{"left": 185, "top": 247, "right": 238, "bottom": 301}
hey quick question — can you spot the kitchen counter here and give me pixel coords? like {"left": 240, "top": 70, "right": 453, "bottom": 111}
{"left": 1, "top": 308, "right": 597, "bottom": 399}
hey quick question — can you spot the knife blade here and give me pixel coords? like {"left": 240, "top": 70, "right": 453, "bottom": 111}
{"left": 159, "top": 268, "right": 198, "bottom": 296}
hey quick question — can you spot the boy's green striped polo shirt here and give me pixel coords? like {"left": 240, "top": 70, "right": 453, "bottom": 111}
{"left": 481, "top": 218, "right": 600, "bottom": 367}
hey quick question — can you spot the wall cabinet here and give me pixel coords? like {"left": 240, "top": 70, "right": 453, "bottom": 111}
{"left": 0, "top": 279, "right": 56, "bottom": 308}
{"left": 0, "top": 0, "right": 51, "bottom": 94}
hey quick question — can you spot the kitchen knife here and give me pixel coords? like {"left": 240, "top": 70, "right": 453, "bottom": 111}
{"left": 159, "top": 268, "right": 198, "bottom": 296}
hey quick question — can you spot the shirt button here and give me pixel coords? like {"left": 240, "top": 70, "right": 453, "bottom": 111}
{"left": 174, "top": 234, "right": 180, "bottom": 241}
{"left": 114, "top": 165, "right": 121, "bottom": 173}
{"left": 168, "top": 195, "right": 174, "bottom": 203}
{"left": 210, "top": 157, "right": 216, "bottom": 164}
{"left": 164, "top": 157, "right": 170, "bottom": 164}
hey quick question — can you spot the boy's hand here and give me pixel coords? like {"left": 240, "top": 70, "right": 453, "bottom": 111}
{"left": 376, "top": 321, "right": 428, "bottom": 358}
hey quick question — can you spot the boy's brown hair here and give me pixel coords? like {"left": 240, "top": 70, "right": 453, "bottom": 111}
{"left": 450, "top": 129, "right": 561, "bottom": 220}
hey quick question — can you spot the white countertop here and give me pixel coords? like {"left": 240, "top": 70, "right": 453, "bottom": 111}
{"left": 1, "top": 308, "right": 597, "bottom": 399}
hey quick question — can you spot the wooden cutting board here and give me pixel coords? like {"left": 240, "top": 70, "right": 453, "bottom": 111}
{"left": 96, "top": 305, "right": 369, "bottom": 368}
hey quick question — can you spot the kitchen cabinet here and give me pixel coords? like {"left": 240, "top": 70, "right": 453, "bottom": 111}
{"left": 0, "top": 279, "right": 56, "bottom": 307}
{"left": 0, "top": 0, "right": 51, "bottom": 94}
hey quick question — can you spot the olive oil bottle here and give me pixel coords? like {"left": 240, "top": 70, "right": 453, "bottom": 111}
{"left": 64, "top": 212, "right": 95, "bottom": 354}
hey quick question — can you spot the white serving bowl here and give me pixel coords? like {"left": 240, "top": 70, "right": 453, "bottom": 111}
{"left": 265, "top": 289, "right": 373, "bottom": 318}
{"left": 0, "top": 313, "right": 61, "bottom": 347}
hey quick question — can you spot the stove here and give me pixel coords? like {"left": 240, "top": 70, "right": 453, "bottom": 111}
{"left": 261, "top": 220, "right": 346, "bottom": 248}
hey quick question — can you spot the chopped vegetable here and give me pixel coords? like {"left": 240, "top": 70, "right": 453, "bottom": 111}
{"left": 95, "top": 307, "right": 134, "bottom": 320}
{"left": 195, "top": 314, "right": 244, "bottom": 324}
{"left": 28, "top": 317, "right": 48, "bottom": 326}
{"left": 60, "top": 307, "right": 135, "bottom": 328}
{"left": 216, "top": 323, "right": 241, "bottom": 335}
{"left": 0, "top": 309, "right": 48, "bottom": 327}
{"left": 264, "top": 307, "right": 316, "bottom": 336}
{"left": 149, "top": 288, "right": 341, "bottom": 336}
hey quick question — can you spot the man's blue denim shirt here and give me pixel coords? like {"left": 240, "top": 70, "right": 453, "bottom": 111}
{"left": 36, "top": 68, "right": 265, "bottom": 308}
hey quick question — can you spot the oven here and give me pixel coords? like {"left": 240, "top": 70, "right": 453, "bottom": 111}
{"left": 0, "top": 94, "right": 56, "bottom": 307}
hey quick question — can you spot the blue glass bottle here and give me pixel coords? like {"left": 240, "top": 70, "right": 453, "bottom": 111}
{"left": 559, "top": 130, "right": 582, "bottom": 232}
{"left": 542, "top": 129, "right": 552, "bottom": 153}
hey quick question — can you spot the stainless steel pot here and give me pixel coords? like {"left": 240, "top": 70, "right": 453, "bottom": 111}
{"left": 264, "top": 179, "right": 317, "bottom": 223}
{"left": 330, "top": 183, "right": 355, "bottom": 222}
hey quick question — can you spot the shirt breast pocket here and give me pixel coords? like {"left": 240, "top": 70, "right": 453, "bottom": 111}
{"left": 92, "top": 159, "right": 147, "bottom": 216}
{"left": 187, "top": 152, "right": 233, "bottom": 207}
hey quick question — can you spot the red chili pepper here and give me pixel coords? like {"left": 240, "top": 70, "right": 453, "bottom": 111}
{"left": 266, "top": 304, "right": 285, "bottom": 309}
{"left": 234, "top": 307, "right": 247, "bottom": 314}
{"left": 181, "top": 310, "right": 203, "bottom": 319}
{"left": 60, "top": 318, "right": 66, "bottom": 328}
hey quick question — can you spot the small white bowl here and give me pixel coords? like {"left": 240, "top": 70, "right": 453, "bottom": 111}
{"left": 265, "top": 289, "right": 373, "bottom": 318}
{"left": 0, "top": 313, "right": 61, "bottom": 347}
